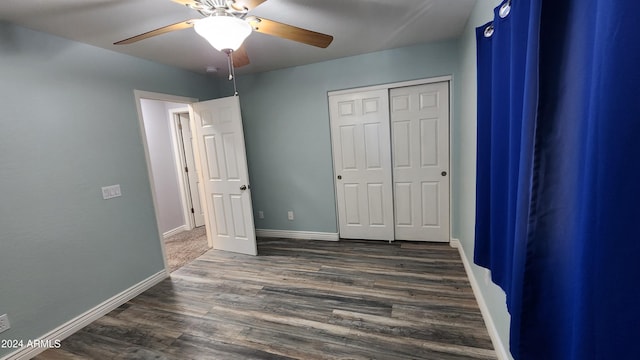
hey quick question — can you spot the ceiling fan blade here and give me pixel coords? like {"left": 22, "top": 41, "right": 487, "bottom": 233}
{"left": 232, "top": 0, "right": 268, "bottom": 11}
{"left": 247, "top": 17, "right": 333, "bottom": 48}
{"left": 232, "top": 45, "right": 250, "bottom": 67}
{"left": 114, "top": 19, "right": 197, "bottom": 45}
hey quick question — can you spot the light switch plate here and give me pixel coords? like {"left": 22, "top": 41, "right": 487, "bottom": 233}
{"left": 101, "top": 184, "right": 122, "bottom": 200}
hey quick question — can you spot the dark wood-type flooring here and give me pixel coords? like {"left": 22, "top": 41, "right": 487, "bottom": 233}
{"left": 36, "top": 238, "right": 496, "bottom": 360}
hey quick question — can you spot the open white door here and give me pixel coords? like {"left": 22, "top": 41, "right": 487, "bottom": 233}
{"left": 190, "top": 96, "right": 257, "bottom": 256}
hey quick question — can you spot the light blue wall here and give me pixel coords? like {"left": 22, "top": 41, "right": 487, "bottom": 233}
{"left": 226, "top": 40, "right": 461, "bottom": 233}
{"left": 456, "top": 1, "right": 513, "bottom": 358}
{"left": 0, "top": 21, "right": 218, "bottom": 357}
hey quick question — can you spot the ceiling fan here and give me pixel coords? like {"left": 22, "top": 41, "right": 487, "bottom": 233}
{"left": 114, "top": 0, "right": 334, "bottom": 68}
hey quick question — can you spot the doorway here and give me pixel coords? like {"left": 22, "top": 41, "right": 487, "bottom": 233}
{"left": 135, "top": 91, "right": 258, "bottom": 273}
{"left": 171, "top": 110, "right": 205, "bottom": 229}
{"left": 134, "top": 91, "right": 210, "bottom": 272}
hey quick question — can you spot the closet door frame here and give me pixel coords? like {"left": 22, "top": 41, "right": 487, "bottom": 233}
{"left": 328, "top": 75, "right": 452, "bottom": 242}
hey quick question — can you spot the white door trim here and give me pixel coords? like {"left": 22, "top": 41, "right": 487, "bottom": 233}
{"left": 327, "top": 76, "right": 453, "bottom": 242}
{"left": 133, "top": 90, "right": 200, "bottom": 274}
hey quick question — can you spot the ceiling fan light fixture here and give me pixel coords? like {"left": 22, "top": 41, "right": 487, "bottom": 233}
{"left": 194, "top": 15, "right": 252, "bottom": 52}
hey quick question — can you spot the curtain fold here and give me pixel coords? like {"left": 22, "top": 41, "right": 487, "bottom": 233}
{"left": 474, "top": 1, "right": 640, "bottom": 359}
{"left": 474, "top": 1, "right": 542, "bottom": 353}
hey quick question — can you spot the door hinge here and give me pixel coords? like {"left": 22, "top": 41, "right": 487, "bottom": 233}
{"left": 184, "top": 166, "right": 188, "bottom": 173}
{"left": 191, "top": 208, "right": 195, "bottom": 214}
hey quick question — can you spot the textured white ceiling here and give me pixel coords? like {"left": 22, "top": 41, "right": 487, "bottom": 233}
{"left": 0, "top": 0, "right": 476, "bottom": 75}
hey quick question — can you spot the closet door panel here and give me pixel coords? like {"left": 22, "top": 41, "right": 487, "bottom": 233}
{"left": 330, "top": 90, "right": 394, "bottom": 241}
{"left": 391, "top": 82, "right": 450, "bottom": 242}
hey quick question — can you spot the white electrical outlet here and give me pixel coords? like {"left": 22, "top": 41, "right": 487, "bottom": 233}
{"left": 0, "top": 314, "right": 10, "bottom": 333}
{"left": 287, "top": 211, "right": 294, "bottom": 221}
{"left": 258, "top": 211, "right": 264, "bottom": 219}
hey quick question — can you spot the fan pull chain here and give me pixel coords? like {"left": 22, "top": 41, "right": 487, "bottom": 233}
{"left": 225, "top": 50, "right": 239, "bottom": 96}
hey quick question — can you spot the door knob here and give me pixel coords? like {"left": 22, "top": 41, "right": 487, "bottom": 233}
{"left": 441, "top": 171, "right": 447, "bottom": 176}
{"left": 240, "top": 185, "right": 247, "bottom": 190}
{"left": 337, "top": 175, "right": 342, "bottom": 180}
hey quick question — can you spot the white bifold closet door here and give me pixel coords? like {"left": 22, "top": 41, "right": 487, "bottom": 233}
{"left": 329, "top": 81, "right": 450, "bottom": 242}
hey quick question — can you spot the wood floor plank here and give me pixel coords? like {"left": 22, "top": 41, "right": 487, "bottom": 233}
{"left": 36, "top": 238, "right": 496, "bottom": 359}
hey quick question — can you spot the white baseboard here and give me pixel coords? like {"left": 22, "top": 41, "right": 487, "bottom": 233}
{"left": 2, "top": 270, "right": 168, "bottom": 360}
{"left": 256, "top": 229, "right": 339, "bottom": 241}
{"left": 450, "top": 239, "right": 511, "bottom": 360}
{"left": 163, "top": 225, "right": 188, "bottom": 238}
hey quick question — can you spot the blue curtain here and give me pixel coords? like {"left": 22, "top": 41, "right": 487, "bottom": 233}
{"left": 474, "top": 1, "right": 640, "bottom": 359}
